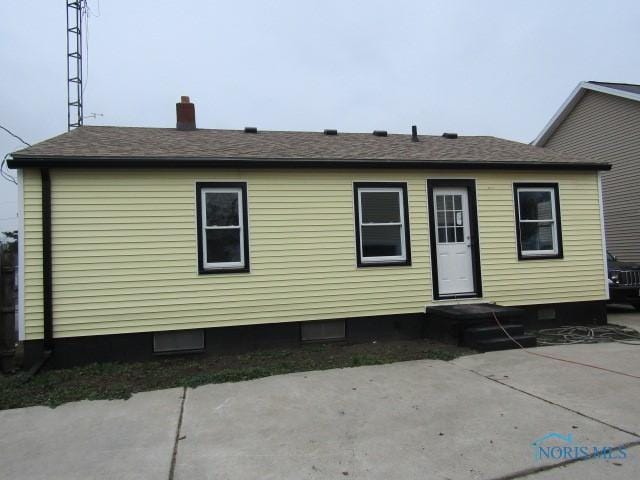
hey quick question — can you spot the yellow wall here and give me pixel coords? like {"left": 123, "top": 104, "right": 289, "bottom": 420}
{"left": 21, "top": 168, "right": 607, "bottom": 339}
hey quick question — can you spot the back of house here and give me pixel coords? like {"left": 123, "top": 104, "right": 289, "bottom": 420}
{"left": 8, "top": 98, "right": 611, "bottom": 367}
{"left": 534, "top": 81, "right": 640, "bottom": 263}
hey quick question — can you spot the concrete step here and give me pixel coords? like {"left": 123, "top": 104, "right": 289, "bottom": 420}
{"left": 470, "top": 334, "right": 537, "bottom": 352}
{"left": 463, "top": 324, "right": 525, "bottom": 343}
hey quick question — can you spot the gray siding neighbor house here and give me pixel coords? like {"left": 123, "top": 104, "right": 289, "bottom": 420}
{"left": 534, "top": 81, "right": 640, "bottom": 263}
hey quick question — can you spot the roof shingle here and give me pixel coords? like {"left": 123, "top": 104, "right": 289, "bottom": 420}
{"left": 9, "top": 126, "right": 608, "bottom": 170}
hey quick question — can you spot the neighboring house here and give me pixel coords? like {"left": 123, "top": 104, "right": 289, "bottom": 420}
{"left": 8, "top": 98, "right": 610, "bottom": 366}
{"left": 533, "top": 81, "right": 640, "bottom": 263}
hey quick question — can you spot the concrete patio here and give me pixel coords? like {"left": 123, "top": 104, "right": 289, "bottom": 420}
{"left": 1, "top": 308, "right": 639, "bottom": 479}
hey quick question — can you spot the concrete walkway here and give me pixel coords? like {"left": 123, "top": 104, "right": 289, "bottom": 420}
{"left": 1, "top": 309, "right": 639, "bottom": 479}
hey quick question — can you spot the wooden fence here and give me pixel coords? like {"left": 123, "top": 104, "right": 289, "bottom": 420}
{"left": 0, "top": 241, "right": 17, "bottom": 372}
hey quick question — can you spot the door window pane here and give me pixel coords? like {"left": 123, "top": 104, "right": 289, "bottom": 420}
{"left": 446, "top": 227, "right": 455, "bottom": 243}
{"left": 445, "top": 211, "right": 454, "bottom": 227}
{"left": 206, "top": 192, "right": 239, "bottom": 226}
{"left": 361, "top": 225, "right": 403, "bottom": 257}
{"left": 435, "top": 192, "right": 465, "bottom": 243}
{"left": 206, "top": 229, "right": 241, "bottom": 263}
{"left": 438, "top": 227, "right": 447, "bottom": 243}
{"left": 445, "top": 195, "right": 453, "bottom": 209}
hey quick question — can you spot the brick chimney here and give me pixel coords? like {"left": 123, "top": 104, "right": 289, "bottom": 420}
{"left": 176, "top": 96, "right": 196, "bottom": 130}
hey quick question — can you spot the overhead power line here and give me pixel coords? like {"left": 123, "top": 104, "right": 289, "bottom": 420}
{"left": 0, "top": 125, "right": 31, "bottom": 147}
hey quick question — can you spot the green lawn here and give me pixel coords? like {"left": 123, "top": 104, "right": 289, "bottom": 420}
{"left": 0, "top": 339, "right": 474, "bottom": 410}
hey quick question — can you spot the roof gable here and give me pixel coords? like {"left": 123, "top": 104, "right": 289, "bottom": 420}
{"left": 533, "top": 81, "right": 640, "bottom": 146}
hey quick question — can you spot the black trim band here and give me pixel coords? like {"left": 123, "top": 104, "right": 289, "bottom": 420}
{"left": 195, "top": 182, "right": 250, "bottom": 274}
{"left": 513, "top": 183, "right": 564, "bottom": 260}
{"left": 353, "top": 182, "right": 412, "bottom": 268}
{"left": 427, "top": 179, "right": 483, "bottom": 300}
{"left": 7, "top": 156, "right": 611, "bottom": 171}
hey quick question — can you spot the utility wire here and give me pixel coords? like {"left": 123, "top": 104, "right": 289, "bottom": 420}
{"left": 1, "top": 154, "right": 18, "bottom": 185}
{"left": 0, "top": 125, "right": 31, "bottom": 147}
{"left": 0, "top": 125, "right": 30, "bottom": 184}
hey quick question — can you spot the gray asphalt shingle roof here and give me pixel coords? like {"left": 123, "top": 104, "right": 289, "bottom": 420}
{"left": 9, "top": 125, "right": 608, "bottom": 170}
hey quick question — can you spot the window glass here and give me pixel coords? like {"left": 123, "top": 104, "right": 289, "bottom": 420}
{"left": 520, "top": 222, "right": 554, "bottom": 251}
{"left": 519, "top": 191, "right": 552, "bottom": 220}
{"left": 361, "top": 225, "right": 403, "bottom": 257}
{"left": 206, "top": 192, "right": 239, "bottom": 226}
{"left": 206, "top": 229, "right": 241, "bottom": 263}
{"left": 361, "top": 191, "right": 400, "bottom": 223}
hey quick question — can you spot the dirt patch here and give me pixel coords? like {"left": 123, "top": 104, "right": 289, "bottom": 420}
{"left": 0, "top": 338, "right": 474, "bottom": 410}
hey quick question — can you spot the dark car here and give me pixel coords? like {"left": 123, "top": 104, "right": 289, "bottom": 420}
{"left": 608, "top": 252, "right": 640, "bottom": 310}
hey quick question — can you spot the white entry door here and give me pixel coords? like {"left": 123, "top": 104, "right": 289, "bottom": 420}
{"left": 433, "top": 187, "right": 475, "bottom": 296}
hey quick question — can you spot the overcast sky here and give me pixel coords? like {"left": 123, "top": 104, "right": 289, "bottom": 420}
{"left": 1, "top": 0, "right": 639, "bottom": 232}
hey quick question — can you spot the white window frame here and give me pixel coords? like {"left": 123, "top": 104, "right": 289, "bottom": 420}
{"left": 516, "top": 186, "right": 559, "bottom": 257}
{"left": 200, "top": 187, "right": 245, "bottom": 270}
{"left": 357, "top": 186, "right": 407, "bottom": 264}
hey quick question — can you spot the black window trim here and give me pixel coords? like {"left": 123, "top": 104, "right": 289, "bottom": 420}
{"left": 513, "top": 182, "right": 564, "bottom": 261}
{"left": 353, "top": 181, "right": 412, "bottom": 268}
{"left": 196, "top": 181, "right": 250, "bottom": 274}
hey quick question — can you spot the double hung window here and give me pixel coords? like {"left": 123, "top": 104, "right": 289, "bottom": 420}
{"left": 514, "top": 183, "right": 563, "bottom": 259}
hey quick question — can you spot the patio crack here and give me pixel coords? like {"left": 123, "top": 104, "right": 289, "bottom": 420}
{"left": 485, "top": 441, "right": 640, "bottom": 480}
{"left": 168, "top": 386, "right": 187, "bottom": 480}
{"left": 466, "top": 368, "right": 640, "bottom": 438}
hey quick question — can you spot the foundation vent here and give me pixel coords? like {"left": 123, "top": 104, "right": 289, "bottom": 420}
{"left": 537, "top": 307, "right": 556, "bottom": 321}
{"left": 301, "top": 320, "right": 346, "bottom": 342}
{"left": 153, "top": 329, "right": 205, "bottom": 354}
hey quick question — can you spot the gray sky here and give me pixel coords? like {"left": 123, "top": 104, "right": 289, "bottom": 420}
{"left": 1, "top": 0, "right": 639, "bottom": 232}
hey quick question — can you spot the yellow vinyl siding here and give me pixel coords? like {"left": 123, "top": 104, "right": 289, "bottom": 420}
{"left": 21, "top": 168, "right": 606, "bottom": 339}
{"left": 22, "top": 168, "right": 44, "bottom": 339}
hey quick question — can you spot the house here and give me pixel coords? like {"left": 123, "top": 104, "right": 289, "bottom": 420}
{"left": 8, "top": 98, "right": 610, "bottom": 367}
{"left": 534, "top": 81, "right": 640, "bottom": 262}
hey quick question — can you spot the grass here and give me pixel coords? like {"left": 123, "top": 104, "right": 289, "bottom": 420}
{"left": 0, "top": 339, "right": 474, "bottom": 410}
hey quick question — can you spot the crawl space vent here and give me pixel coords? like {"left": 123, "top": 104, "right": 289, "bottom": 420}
{"left": 537, "top": 308, "right": 556, "bottom": 321}
{"left": 301, "top": 320, "right": 346, "bottom": 342}
{"left": 153, "top": 329, "right": 205, "bottom": 354}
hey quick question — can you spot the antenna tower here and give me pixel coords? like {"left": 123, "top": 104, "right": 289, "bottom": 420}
{"left": 66, "top": 1, "right": 84, "bottom": 130}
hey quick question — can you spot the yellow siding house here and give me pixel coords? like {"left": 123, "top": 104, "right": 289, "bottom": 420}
{"left": 8, "top": 99, "right": 610, "bottom": 366}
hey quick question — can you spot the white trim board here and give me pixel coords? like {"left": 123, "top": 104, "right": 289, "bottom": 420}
{"left": 532, "top": 81, "right": 640, "bottom": 147}
{"left": 597, "top": 171, "right": 610, "bottom": 300}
